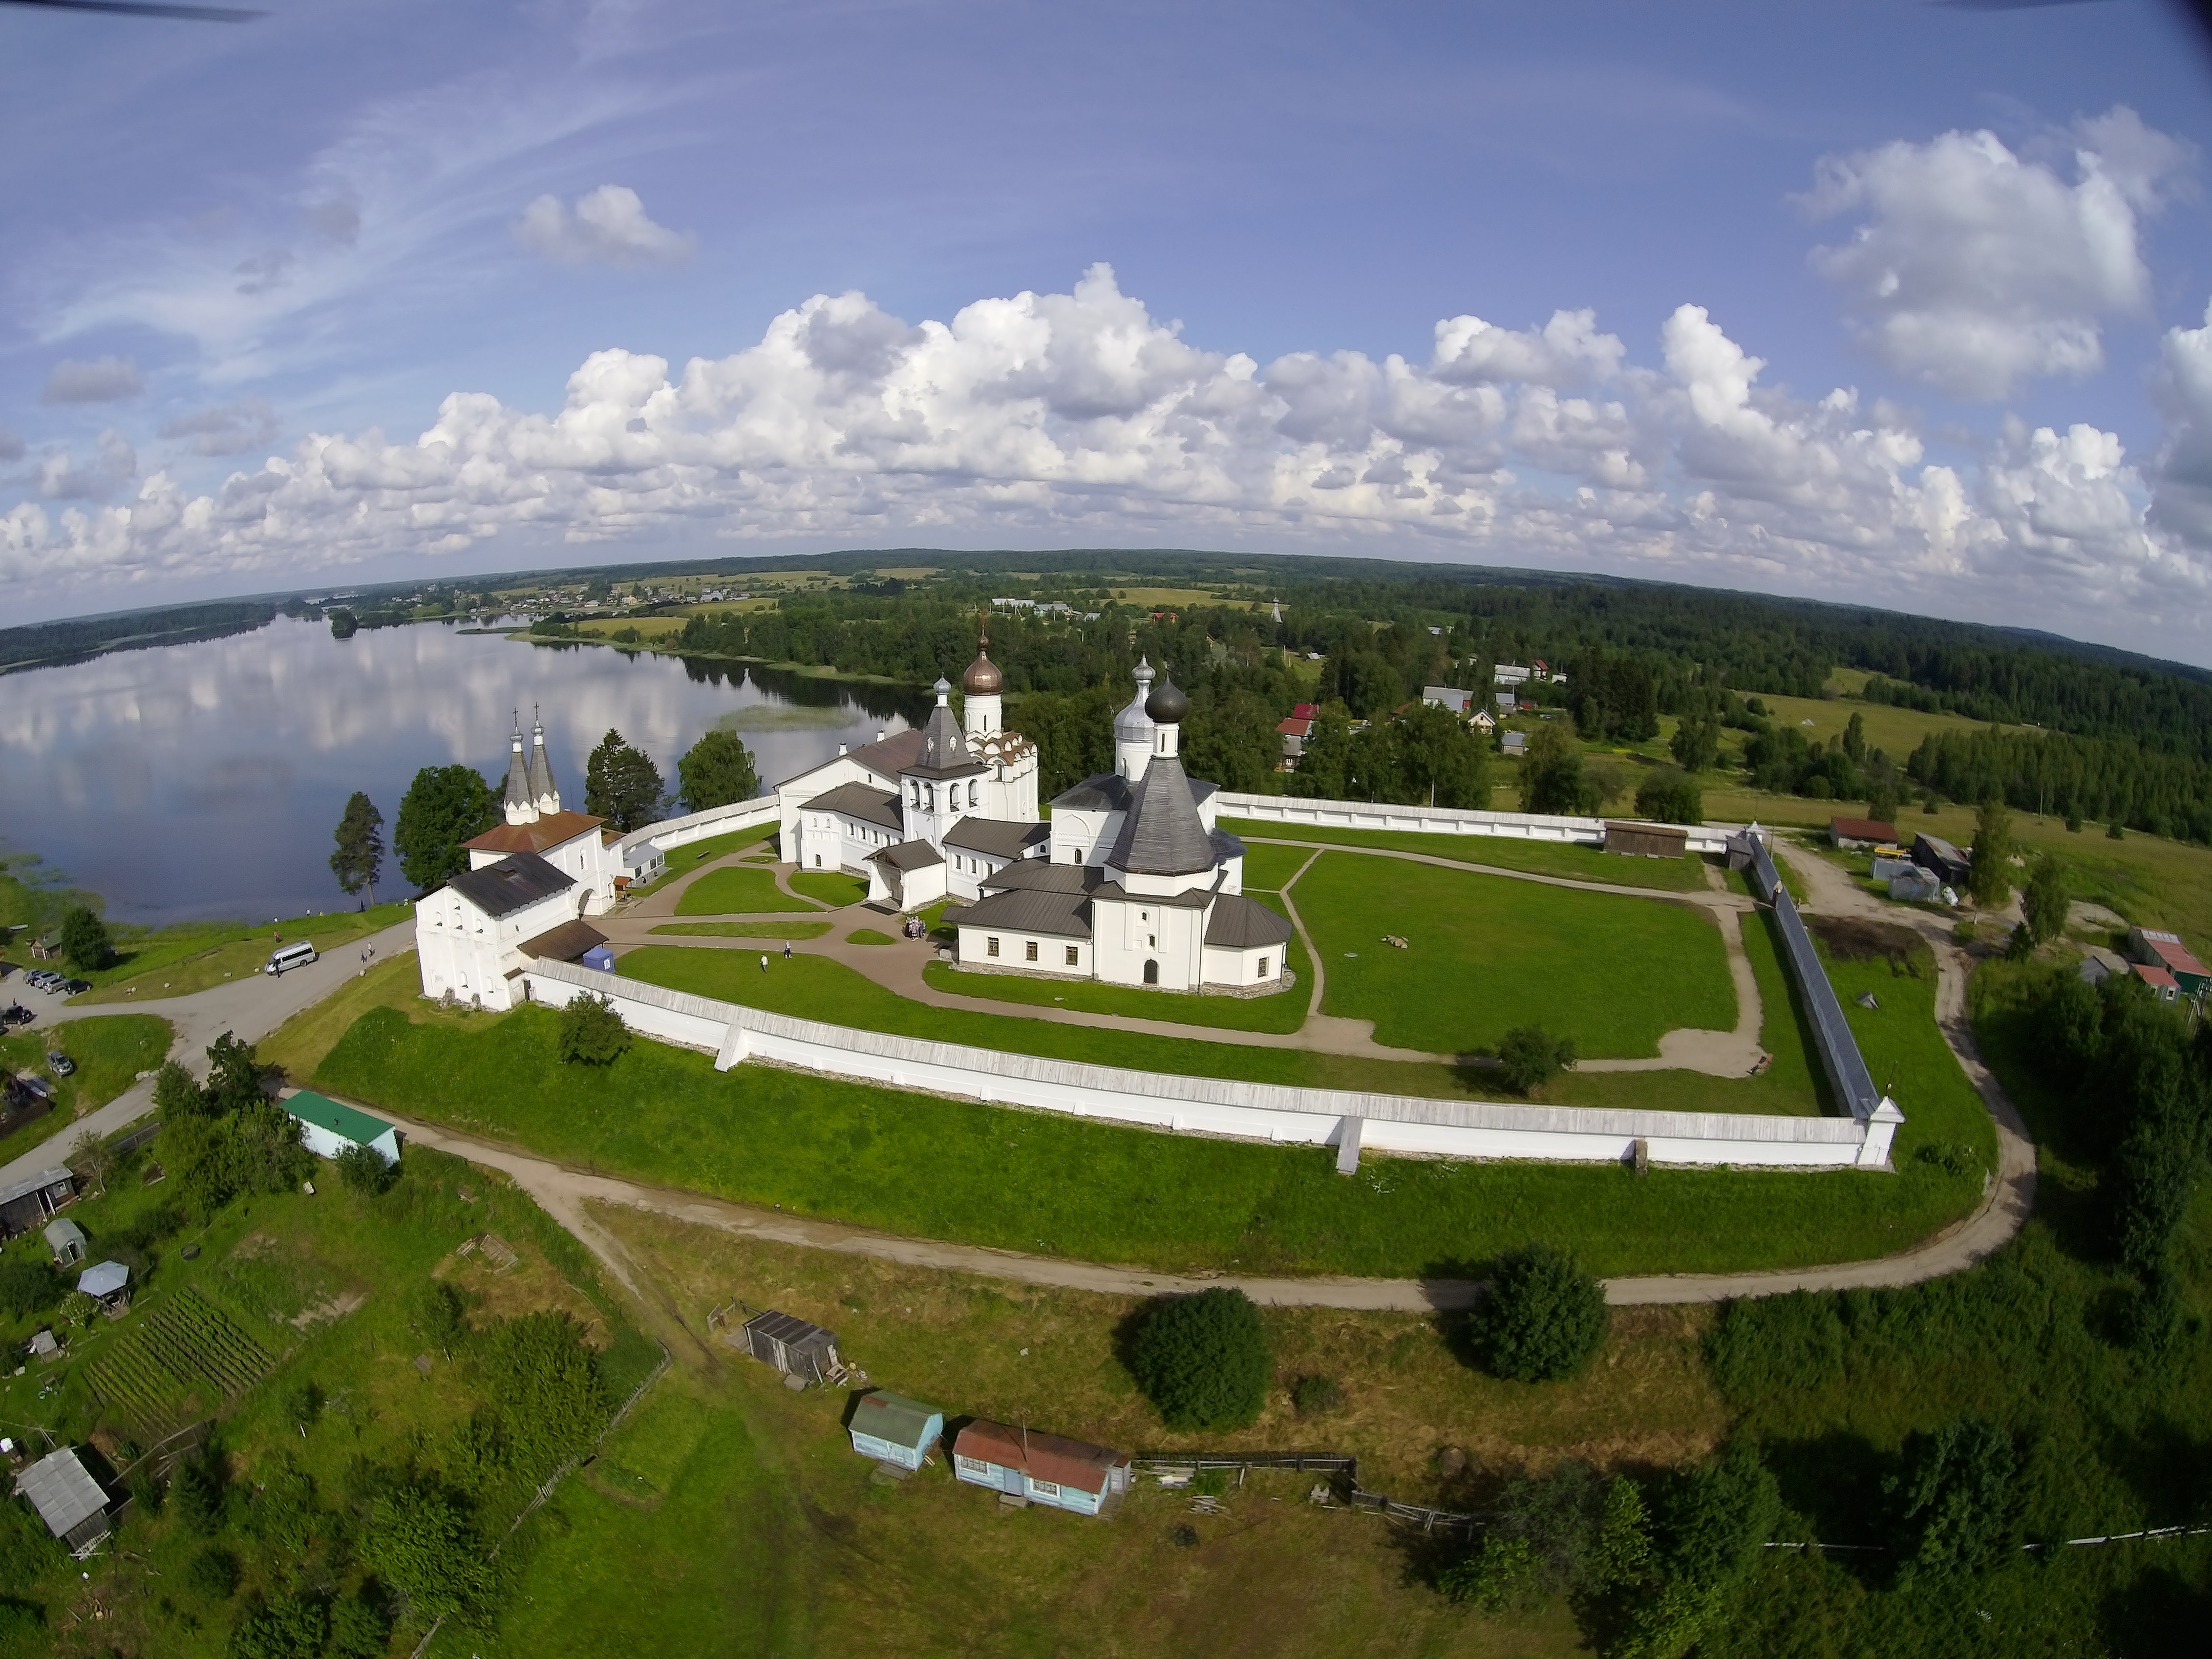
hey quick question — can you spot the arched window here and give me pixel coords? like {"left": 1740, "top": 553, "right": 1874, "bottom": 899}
{"left": 968, "top": 780, "right": 979, "bottom": 806}
{"left": 1143, "top": 959, "right": 1159, "bottom": 985}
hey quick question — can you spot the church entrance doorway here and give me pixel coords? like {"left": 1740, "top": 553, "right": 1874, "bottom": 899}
{"left": 1143, "top": 960, "right": 1158, "bottom": 985}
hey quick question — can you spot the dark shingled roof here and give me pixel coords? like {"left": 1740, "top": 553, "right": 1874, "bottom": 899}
{"left": 943, "top": 817, "right": 1050, "bottom": 859}
{"left": 1050, "top": 771, "right": 1133, "bottom": 812}
{"left": 445, "top": 852, "right": 576, "bottom": 920}
{"left": 1204, "top": 892, "right": 1294, "bottom": 950}
{"left": 1105, "top": 754, "right": 1216, "bottom": 876}
{"left": 805, "top": 781, "right": 905, "bottom": 833}
{"left": 868, "top": 839, "right": 944, "bottom": 871}
{"left": 981, "top": 860, "right": 1097, "bottom": 895}
{"left": 954, "top": 884, "right": 1093, "bottom": 939}
{"left": 517, "top": 918, "right": 608, "bottom": 961}
{"left": 1093, "top": 879, "right": 1214, "bottom": 910}
{"left": 904, "top": 700, "right": 985, "bottom": 779}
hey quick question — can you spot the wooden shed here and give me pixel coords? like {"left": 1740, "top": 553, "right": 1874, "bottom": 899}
{"left": 952, "top": 1419, "right": 1131, "bottom": 1517}
{"left": 847, "top": 1391, "right": 944, "bottom": 1472}
{"left": 0, "top": 1167, "right": 74, "bottom": 1240}
{"left": 15, "top": 1447, "right": 111, "bottom": 1556}
{"left": 1604, "top": 820, "right": 1690, "bottom": 860}
{"left": 42, "top": 1218, "right": 84, "bottom": 1267}
{"left": 737, "top": 1309, "right": 843, "bottom": 1386}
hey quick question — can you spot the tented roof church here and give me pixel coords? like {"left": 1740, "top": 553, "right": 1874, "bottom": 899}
{"left": 776, "top": 642, "right": 1291, "bottom": 993}
{"left": 414, "top": 713, "right": 619, "bottom": 1010}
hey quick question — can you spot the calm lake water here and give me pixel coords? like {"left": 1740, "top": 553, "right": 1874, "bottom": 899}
{"left": 0, "top": 616, "right": 927, "bottom": 926}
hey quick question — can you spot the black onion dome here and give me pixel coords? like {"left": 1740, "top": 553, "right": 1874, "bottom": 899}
{"left": 1144, "top": 676, "right": 1188, "bottom": 724}
{"left": 962, "top": 650, "right": 1004, "bottom": 694}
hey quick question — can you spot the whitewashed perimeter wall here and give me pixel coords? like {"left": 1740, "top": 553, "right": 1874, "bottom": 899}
{"left": 1213, "top": 792, "right": 1741, "bottom": 855}
{"left": 618, "top": 797, "right": 781, "bottom": 862}
{"left": 521, "top": 961, "right": 1898, "bottom": 1170}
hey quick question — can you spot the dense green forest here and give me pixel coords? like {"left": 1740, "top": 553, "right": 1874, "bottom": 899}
{"left": 0, "top": 600, "right": 275, "bottom": 674}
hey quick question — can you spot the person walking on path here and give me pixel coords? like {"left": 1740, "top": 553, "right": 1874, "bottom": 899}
{"left": 782, "top": 942, "right": 794, "bottom": 962}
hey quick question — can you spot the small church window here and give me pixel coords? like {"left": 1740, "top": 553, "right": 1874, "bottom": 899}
{"left": 969, "top": 780, "right": 979, "bottom": 806}
{"left": 1065, "top": 946, "right": 1079, "bottom": 966}
{"left": 1025, "top": 940, "right": 1038, "bottom": 962}
{"left": 987, "top": 937, "right": 1001, "bottom": 958}
{"left": 1258, "top": 957, "right": 1270, "bottom": 977}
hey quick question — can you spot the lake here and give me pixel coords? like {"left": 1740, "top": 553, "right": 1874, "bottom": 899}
{"left": 0, "top": 616, "right": 927, "bottom": 926}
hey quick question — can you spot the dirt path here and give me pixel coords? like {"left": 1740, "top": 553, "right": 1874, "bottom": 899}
{"left": 379, "top": 1106, "right": 2040, "bottom": 1311}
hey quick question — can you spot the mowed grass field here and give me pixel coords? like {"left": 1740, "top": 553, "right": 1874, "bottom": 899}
{"left": 627, "top": 829, "right": 773, "bottom": 899}
{"left": 790, "top": 869, "right": 870, "bottom": 906}
{"left": 675, "top": 865, "right": 813, "bottom": 915}
{"left": 620, "top": 947, "right": 1479, "bottom": 1098}
{"left": 1293, "top": 855, "right": 1737, "bottom": 1056}
{"left": 311, "top": 993, "right": 1984, "bottom": 1277}
{"left": 652, "top": 919, "right": 833, "bottom": 939}
{"left": 1221, "top": 819, "right": 1710, "bottom": 892}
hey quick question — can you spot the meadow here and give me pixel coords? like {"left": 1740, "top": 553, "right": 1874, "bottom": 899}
{"left": 0, "top": 1013, "right": 172, "bottom": 1164}
{"left": 312, "top": 993, "right": 1984, "bottom": 1278}
{"left": 1219, "top": 819, "right": 1710, "bottom": 892}
{"left": 1292, "top": 855, "right": 1737, "bottom": 1056}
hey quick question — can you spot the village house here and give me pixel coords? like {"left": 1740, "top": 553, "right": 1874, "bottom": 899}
{"left": 1275, "top": 701, "right": 1317, "bottom": 771}
{"left": 1828, "top": 816, "right": 1897, "bottom": 851}
{"left": 284, "top": 1090, "right": 401, "bottom": 1165}
{"left": 952, "top": 1419, "right": 1131, "bottom": 1516}
{"left": 847, "top": 1391, "right": 944, "bottom": 1473}
{"left": 2127, "top": 927, "right": 2208, "bottom": 998}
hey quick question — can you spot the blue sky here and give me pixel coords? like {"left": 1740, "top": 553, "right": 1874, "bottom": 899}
{"left": 8, "top": 0, "right": 2212, "bottom": 662}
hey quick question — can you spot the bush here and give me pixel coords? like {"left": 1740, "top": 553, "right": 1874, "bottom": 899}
{"left": 174, "top": 1455, "right": 227, "bottom": 1535}
{"left": 1291, "top": 1374, "right": 1344, "bottom": 1416}
{"left": 1470, "top": 1244, "right": 1608, "bottom": 1381}
{"left": 1127, "top": 1288, "right": 1272, "bottom": 1430}
{"left": 1439, "top": 1533, "right": 1541, "bottom": 1610}
{"left": 1889, "top": 1416, "right": 2018, "bottom": 1583}
{"left": 555, "top": 993, "right": 633, "bottom": 1066}
{"left": 0, "top": 1257, "right": 64, "bottom": 1319}
{"left": 1497, "top": 1026, "right": 1576, "bottom": 1094}
{"left": 185, "top": 1545, "right": 241, "bottom": 1600}
{"left": 1634, "top": 768, "right": 1704, "bottom": 825}
{"left": 479, "top": 1310, "right": 609, "bottom": 1475}
{"left": 360, "top": 1484, "right": 487, "bottom": 1625}
{"left": 226, "top": 1591, "right": 328, "bottom": 1658}
{"left": 327, "top": 1591, "right": 393, "bottom": 1659}
{"left": 333, "top": 1142, "right": 399, "bottom": 1195}
{"left": 407, "top": 1279, "right": 469, "bottom": 1354}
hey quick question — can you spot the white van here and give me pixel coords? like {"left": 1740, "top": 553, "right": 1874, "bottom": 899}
{"left": 264, "top": 941, "right": 318, "bottom": 976}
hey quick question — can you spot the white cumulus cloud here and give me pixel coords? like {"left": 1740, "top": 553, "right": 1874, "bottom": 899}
{"left": 1803, "top": 107, "right": 2191, "bottom": 401}
{"left": 513, "top": 185, "right": 696, "bottom": 267}
{"left": 41, "top": 355, "right": 145, "bottom": 405}
{"left": 5, "top": 264, "right": 2210, "bottom": 658}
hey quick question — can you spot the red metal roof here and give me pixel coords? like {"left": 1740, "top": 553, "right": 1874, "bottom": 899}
{"left": 1275, "top": 716, "right": 1312, "bottom": 737}
{"left": 2137, "top": 931, "right": 2206, "bottom": 978}
{"left": 2134, "top": 963, "right": 2179, "bottom": 990}
{"left": 464, "top": 810, "right": 605, "bottom": 855}
{"left": 1829, "top": 817, "right": 1897, "bottom": 842}
{"left": 1291, "top": 703, "right": 1317, "bottom": 720}
{"left": 952, "top": 1420, "right": 1127, "bottom": 1496}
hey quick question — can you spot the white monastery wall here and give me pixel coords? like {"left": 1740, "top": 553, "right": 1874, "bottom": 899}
{"left": 1212, "top": 793, "right": 1739, "bottom": 854}
{"left": 520, "top": 961, "right": 1900, "bottom": 1170}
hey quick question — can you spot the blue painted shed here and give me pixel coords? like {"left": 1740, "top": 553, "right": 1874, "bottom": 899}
{"left": 847, "top": 1391, "right": 944, "bottom": 1471}
{"left": 952, "top": 1419, "right": 1131, "bottom": 1517}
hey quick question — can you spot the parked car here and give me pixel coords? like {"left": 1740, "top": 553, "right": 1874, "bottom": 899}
{"left": 2, "top": 1004, "right": 33, "bottom": 1027}
{"left": 59, "top": 980, "right": 89, "bottom": 996}
{"left": 23, "top": 970, "right": 59, "bottom": 992}
{"left": 16, "top": 1076, "right": 54, "bottom": 1104}
{"left": 265, "top": 940, "right": 317, "bottom": 975}
{"left": 45, "top": 1052, "right": 74, "bottom": 1077}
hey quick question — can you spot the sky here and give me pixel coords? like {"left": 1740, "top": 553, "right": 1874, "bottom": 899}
{"left": 7, "top": 0, "right": 2212, "bottom": 663}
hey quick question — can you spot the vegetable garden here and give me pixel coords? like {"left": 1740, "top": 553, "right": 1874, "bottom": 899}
{"left": 89, "top": 1288, "right": 274, "bottom": 1433}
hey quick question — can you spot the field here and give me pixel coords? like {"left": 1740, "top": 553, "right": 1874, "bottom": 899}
{"left": 1292, "top": 855, "right": 1737, "bottom": 1056}
{"left": 790, "top": 869, "right": 869, "bottom": 906}
{"left": 626, "top": 829, "right": 773, "bottom": 898}
{"left": 651, "top": 919, "right": 833, "bottom": 939}
{"left": 1731, "top": 690, "right": 2004, "bottom": 762}
{"left": 1219, "top": 818, "right": 1710, "bottom": 892}
{"left": 674, "top": 866, "right": 813, "bottom": 915}
{"left": 919, "top": 925, "right": 1311, "bottom": 1034}
{"left": 0, "top": 1013, "right": 172, "bottom": 1164}
{"left": 312, "top": 993, "right": 1984, "bottom": 1278}
{"left": 469, "top": 1202, "right": 1709, "bottom": 1659}
{"left": 1539, "top": 911, "right": 1828, "bottom": 1117}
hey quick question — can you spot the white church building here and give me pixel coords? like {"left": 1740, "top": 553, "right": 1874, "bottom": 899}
{"left": 414, "top": 715, "right": 623, "bottom": 1010}
{"left": 776, "top": 647, "right": 1292, "bottom": 994}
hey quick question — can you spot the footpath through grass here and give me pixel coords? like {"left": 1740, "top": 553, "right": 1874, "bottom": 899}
{"left": 650, "top": 919, "right": 832, "bottom": 940}
{"left": 1222, "top": 818, "right": 1709, "bottom": 892}
{"left": 624, "top": 947, "right": 1480, "bottom": 1098}
{"left": 315, "top": 998, "right": 1985, "bottom": 1278}
{"left": 919, "top": 924, "right": 1311, "bottom": 1035}
{"left": 625, "top": 828, "right": 771, "bottom": 899}
{"left": 674, "top": 865, "right": 813, "bottom": 915}
{"left": 1294, "top": 854, "right": 1736, "bottom": 1056}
